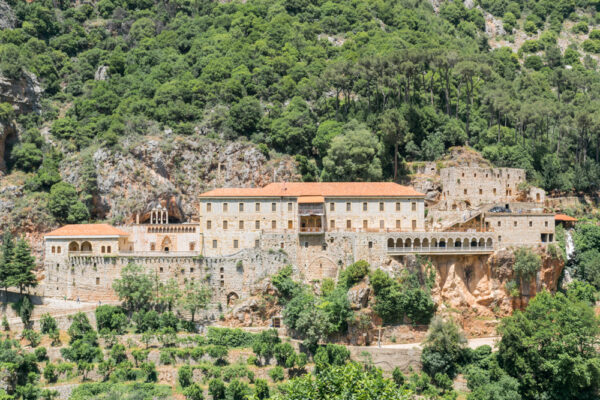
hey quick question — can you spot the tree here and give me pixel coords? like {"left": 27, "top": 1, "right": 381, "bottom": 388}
{"left": 10, "top": 238, "right": 37, "bottom": 295}
{"left": 10, "top": 143, "right": 43, "bottom": 172}
{"left": 421, "top": 317, "right": 467, "bottom": 379}
{"left": 498, "top": 290, "right": 600, "bottom": 400}
{"left": 0, "top": 232, "right": 16, "bottom": 300}
{"left": 48, "top": 182, "right": 89, "bottom": 223}
{"left": 225, "top": 379, "right": 250, "bottom": 400}
{"left": 158, "top": 278, "right": 181, "bottom": 312}
{"left": 379, "top": 109, "right": 408, "bottom": 180}
{"left": 178, "top": 364, "right": 193, "bottom": 388}
{"left": 321, "top": 122, "right": 383, "bottom": 182}
{"left": 184, "top": 383, "right": 204, "bottom": 400}
{"left": 40, "top": 313, "right": 58, "bottom": 334}
{"left": 512, "top": 247, "right": 541, "bottom": 282}
{"left": 254, "top": 379, "right": 269, "bottom": 399}
{"left": 228, "top": 96, "right": 262, "bottom": 136}
{"left": 113, "top": 263, "right": 154, "bottom": 312}
{"left": 179, "top": 280, "right": 211, "bottom": 323}
{"left": 208, "top": 378, "right": 226, "bottom": 400}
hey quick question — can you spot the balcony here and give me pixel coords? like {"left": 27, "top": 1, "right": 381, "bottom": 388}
{"left": 299, "top": 227, "right": 324, "bottom": 234}
{"left": 387, "top": 245, "right": 494, "bottom": 255}
{"left": 386, "top": 232, "right": 496, "bottom": 255}
{"left": 298, "top": 204, "right": 324, "bottom": 216}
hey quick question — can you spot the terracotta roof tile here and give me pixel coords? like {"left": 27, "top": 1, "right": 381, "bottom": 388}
{"left": 45, "top": 224, "right": 129, "bottom": 237}
{"left": 555, "top": 214, "right": 578, "bottom": 222}
{"left": 199, "top": 182, "right": 423, "bottom": 198}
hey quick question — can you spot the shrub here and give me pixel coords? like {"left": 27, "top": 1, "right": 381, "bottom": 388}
{"left": 590, "top": 30, "right": 600, "bottom": 40}
{"left": 40, "top": 313, "right": 58, "bottom": 335}
{"left": 95, "top": 305, "right": 128, "bottom": 334}
{"left": 22, "top": 329, "right": 41, "bottom": 347}
{"left": 252, "top": 329, "right": 280, "bottom": 365}
{"left": 159, "top": 311, "right": 178, "bottom": 331}
{"left": 43, "top": 363, "right": 58, "bottom": 383}
{"left": 254, "top": 379, "right": 269, "bottom": 399}
{"left": 268, "top": 366, "right": 285, "bottom": 382}
{"left": 392, "top": 367, "right": 405, "bottom": 387}
{"left": 343, "top": 260, "right": 370, "bottom": 286}
{"left": 421, "top": 317, "right": 467, "bottom": 379}
{"left": 141, "top": 361, "right": 157, "bottom": 382}
{"left": 207, "top": 345, "right": 228, "bottom": 364}
{"left": 273, "top": 342, "right": 296, "bottom": 368}
{"left": 109, "top": 343, "right": 128, "bottom": 364}
{"left": 68, "top": 312, "right": 95, "bottom": 343}
{"left": 35, "top": 346, "right": 48, "bottom": 362}
{"left": 582, "top": 39, "right": 600, "bottom": 53}
{"left": 133, "top": 310, "right": 160, "bottom": 333}
{"left": 178, "top": 364, "right": 193, "bottom": 388}
{"left": 183, "top": 383, "right": 204, "bottom": 400}
{"left": 208, "top": 378, "right": 226, "bottom": 400}
{"left": 12, "top": 296, "right": 34, "bottom": 325}
{"left": 513, "top": 247, "right": 541, "bottom": 281}
{"left": 573, "top": 22, "right": 589, "bottom": 34}
{"left": 206, "top": 327, "right": 254, "bottom": 347}
{"left": 159, "top": 349, "right": 175, "bottom": 365}
{"left": 524, "top": 55, "right": 543, "bottom": 70}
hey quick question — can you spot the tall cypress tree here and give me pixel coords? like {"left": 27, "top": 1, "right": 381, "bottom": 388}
{"left": 0, "top": 232, "right": 16, "bottom": 301}
{"left": 10, "top": 238, "right": 37, "bottom": 295}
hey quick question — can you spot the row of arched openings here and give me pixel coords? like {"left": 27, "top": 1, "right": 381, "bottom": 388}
{"left": 387, "top": 237, "right": 493, "bottom": 249}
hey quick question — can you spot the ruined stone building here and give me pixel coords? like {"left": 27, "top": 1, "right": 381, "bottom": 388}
{"left": 42, "top": 176, "right": 556, "bottom": 307}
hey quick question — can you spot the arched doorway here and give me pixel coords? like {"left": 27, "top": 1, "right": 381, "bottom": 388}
{"left": 387, "top": 238, "right": 394, "bottom": 248}
{"left": 80, "top": 241, "right": 92, "bottom": 252}
{"left": 68, "top": 242, "right": 79, "bottom": 252}
{"left": 161, "top": 237, "right": 172, "bottom": 252}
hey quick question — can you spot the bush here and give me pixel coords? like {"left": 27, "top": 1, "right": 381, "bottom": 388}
{"left": 12, "top": 296, "right": 34, "bottom": 325}
{"left": 141, "top": 361, "right": 158, "bottom": 382}
{"left": 252, "top": 329, "right": 280, "bottom": 365}
{"left": 268, "top": 366, "right": 285, "bottom": 382}
{"left": 421, "top": 317, "right": 467, "bottom": 379}
{"left": 273, "top": 342, "right": 296, "bottom": 368}
{"left": 392, "top": 367, "right": 405, "bottom": 387}
{"left": 582, "top": 39, "right": 600, "bottom": 53}
{"left": 573, "top": 22, "right": 589, "bottom": 34}
{"left": 22, "top": 329, "right": 40, "bottom": 347}
{"left": 513, "top": 247, "right": 541, "bottom": 281}
{"left": 208, "top": 378, "right": 226, "bottom": 400}
{"left": 183, "top": 383, "right": 204, "bottom": 400}
{"left": 43, "top": 363, "right": 58, "bottom": 383}
{"left": 68, "top": 312, "right": 95, "bottom": 343}
{"left": 40, "top": 313, "right": 58, "bottom": 335}
{"left": 225, "top": 379, "right": 250, "bottom": 400}
{"left": 133, "top": 310, "right": 160, "bottom": 333}
{"left": 178, "top": 364, "right": 193, "bottom": 388}
{"left": 35, "top": 346, "right": 48, "bottom": 362}
{"left": 524, "top": 55, "right": 543, "bottom": 70}
{"left": 95, "top": 305, "right": 128, "bottom": 334}
{"left": 207, "top": 345, "right": 228, "bottom": 363}
{"left": 159, "top": 349, "right": 175, "bottom": 365}
{"left": 343, "top": 260, "right": 370, "bottom": 286}
{"left": 206, "top": 327, "right": 254, "bottom": 347}
{"left": 254, "top": 378, "right": 269, "bottom": 399}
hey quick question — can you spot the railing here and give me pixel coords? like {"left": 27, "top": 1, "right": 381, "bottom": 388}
{"left": 118, "top": 251, "right": 202, "bottom": 257}
{"left": 299, "top": 227, "right": 324, "bottom": 233}
{"left": 68, "top": 251, "right": 94, "bottom": 256}
{"left": 387, "top": 245, "right": 494, "bottom": 254}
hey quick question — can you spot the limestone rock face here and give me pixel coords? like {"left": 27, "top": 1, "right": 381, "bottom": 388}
{"left": 0, "top": 1, "right": 15, "bottom": 30}
{"left": 0, "top": 72, "right": 43, "bottom": 114}
{"left": 347, "top": 282, "right": 370, "bottom": 310}
{"left": 95, "top": 65, "right": 109, "bottom": 81}
{"left": 58, "top": 136, "right": 300, "bottom": 222}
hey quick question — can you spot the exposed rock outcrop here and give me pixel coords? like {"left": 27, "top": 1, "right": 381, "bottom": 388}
{"left": 0, "top": 1, "right": 16, "bottom": 30}
{"left": 0, "top": 72, "right": 43, "bottom": 114}
{"left": 58, "top": 136, "right": 300, "bottom": 222}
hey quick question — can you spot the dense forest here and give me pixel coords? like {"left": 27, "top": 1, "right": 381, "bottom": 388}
{"left": 4, "top": 0, "right": 600, "bottom": 224}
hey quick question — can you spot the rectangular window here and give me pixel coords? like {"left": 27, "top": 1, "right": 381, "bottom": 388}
{"left": 347, "top": 220, "right": 352, "bottom": 229}
{"left": 288, "top": 220, "right": 293, "bottom": 229}
{"left": 272, "top": 203, "right": 276, "bottom": 212}
{"left": 96, "top": 277, "right": 100, "bottom": 285}
{"left": 189, "top": 242, "right": 195, "bottom": 251}
{"left": 212, "top": 240, "right": 217, "bottom": 248}
{"left": 545, "top": 221, "right": 549, "bottom": 227}
{"left": 396, "top": 220, "right": 401, "bottom": 229}
{"left": 396, "top": 202, "right": 401, "bottom": 211}
{"left": 233, "top": 239, "right": 239, "bottom": 249}
{"left": 493, "top": 188, "right": 497, "bottom": 195}
{"left": 514, "top": 221, "right": 517, "bottom": 227}
{"left": 363, "top": 220, "right": 368, "bottom": 229}
{"left": 207, "top": 220, "right": 212, "bottom": 229}
{"left": 255, "top": 202, "right": 260, "bottom": 212}
{"left": 346, "top": 202, "right": 351, "bottom": 212}
{"left": 363, "top": 202, "right": 367, "bottom": 211}
{"left": 379, "top": 220, "right": 384, "bottom": 229}
{"left": 223, "top": 220, "right": 228, "bottom": 230}
{"left": 239, "top": 220, "right": 244, "bottom": 230}
{"left": 330, "top": 220, "right": 335, "bottom": 229}
{"left": 239, "top": 202, "right": 244, "bottom": 212}
{"left": 411, "top": 202, "right": 416, "bottom": 211}
{"left": 150, "top": 243, "right": 156, "bottom": 251}
{"left": 207, "top": 203, "right": 212, "bottom": 212}
{"left": 255, "top": 220, "right": 260, "bottom": 229}
{"left": 272, "top": 220, "right": 276, "bottom": 229}
{"left": 368, "top": 241, "right": 373, "bottom": 248}
{"left": 379, "top": 202, "right": 384, "bottom": 211}
{"left": 255, "top": 239, "right": 260, "bottom": 248}
{"left": 288, "top": 202, "right": 292, "bottom": 212}
{"left": 464, "top": 189, "right": 467, "bottom": 195}
{"left": 497, "top": 221, "right": 501, "bottom": 227}
{"left": 330, "top": 203, "right": 335, "bottom": 211}
{"left": 529, "top": 221, "right": 533, "bottom": 227}
{"left": 223, "top": 203, "right": 228, "bottom": 212}
{"left": 412, "top": 220, "right": 417, "bottom": 230}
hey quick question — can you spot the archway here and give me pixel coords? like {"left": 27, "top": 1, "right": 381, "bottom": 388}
{"left": 161, "top": 237, "right": 172, "bottom": 252}
{"left": 227, "top": 292, "right": 239, "bottom": 307}
{"left": 387, "top": 238, "right": 394, "bottom": 248}
{"left": 414, "top": 238, "right": 421, "bottom": 248}
{"left": 423, "top": 238, "right": 429, "bottom": 248}
{"left": 448, "top": 239, "right": 454, "bottom": 248}
{"left": 471, "top": 238, "right": 477, "bottom": 247}
{"left": 396, "top": 238, "right": 403, "bottom": 248}
{"left": 68, "top": 242, "right": 79, "bottom": 252}
{"left": 439, "top": 240, "right": 446, "bottom": 248}
{"left": 80, "top": 241, "right": 92, "bottom": 252}
{"left": 478, "top": 238, "right": 485, "bottom": 247}
{"left": 405, "top": 238, "right": 412, "bottom": 248}
{"left": 486, "top": 238, "right": 493, "bottom": 248}
{"left": 463, "top": 238, "right": 469, "bottom": 248}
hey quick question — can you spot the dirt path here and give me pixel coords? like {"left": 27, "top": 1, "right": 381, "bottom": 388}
{"left": 377, "top": 336, "right": 500, "bottom": 350}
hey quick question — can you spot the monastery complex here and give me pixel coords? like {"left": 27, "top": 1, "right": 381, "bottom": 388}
{"left": 42, "top": 166, "right": 557, "bottom": 310}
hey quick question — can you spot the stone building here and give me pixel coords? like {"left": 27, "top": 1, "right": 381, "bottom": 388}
{"left": 439, "top": 167, "right": 545, "bottom": 210}
{"left": 42, "top": 180, "right": 556, "bottom": 306}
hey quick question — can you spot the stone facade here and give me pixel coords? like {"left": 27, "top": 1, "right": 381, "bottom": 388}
{"left": 439, "top": 167, "right": 545, "bottom": 210}
{"left": 42, "top": 179, "right": 556, "bottom": 308}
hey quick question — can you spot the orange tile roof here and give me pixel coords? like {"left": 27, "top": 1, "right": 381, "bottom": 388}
{"left": 45, "top": 224, "right": 129, "bottom": 237}
{"left": 555, "top": 214, "right": 578, "bottom": 222}
{"left": 199, "top": 182, "right": 423, "bottom": 198}
{"left": 298, "top": 196, "right": 325, "bottom": 203}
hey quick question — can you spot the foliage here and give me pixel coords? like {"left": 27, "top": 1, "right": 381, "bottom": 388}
{"left": 512, "top": 248, "right": 541, "bottom": 281}
{"left": 113, "top": 263, "right": 154, "bottom": 312}
{"left": 47, "top": 182, "right": 89, "bottom": 223}
{"left": 268, "top": 366, "right": 285, "bottom": 382}
{"left": 340, "top": 260, "right": 370, "bottom": 287}
{"left": 208, "top": 378, "right": 226, "bottom": 400}
{"left": 252, "top": 329, "right": 281, "bottom": 365}
{"left": 9, "top": 239, "right": 38, "bottom": 295}
{"left": 180, "top": 280, "right": 212, "bottom": 323}
{"left": 178, "top": 364, "right": 193, "bottom": 388}
{"left": 12, "top": 295, "right": 34, "bottom": 325}
{"left": 498, "top": 290, "right": 600, "bottom": 400}
{"left": 40, "top": 313, "right": 58, "bottom": 335}
{"left": 183, "top": 383, "right": 204, "bottom": 400}
{"left": 279, "top": 362, "right": 411, "bottom": 399}
{"left": 421, "top": 317, "right": 467, "bottom": 380}
{"left": 254, "top": 378, "right": 269, "bottom": 399}
{"left": 95, "top": 305, "right": 128, "bottom": 334}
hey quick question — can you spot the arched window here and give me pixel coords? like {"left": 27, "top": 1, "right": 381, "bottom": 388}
{"left": 107, "top": 246, "right": 111, "bottom": 253}
{"left": 387, "top": 238, "right": 395, "bottom": 248}
{"left": 81, "top": 241, "right": 92, "bottom": 252}
{"left": 69, "top": 242, "right": 80, "bottom": 252}
{"left": 57, "top": 246, "right": 61, "bottom": 254}
{"left": 51, "top": 246, "right": 55, "bottom": 254}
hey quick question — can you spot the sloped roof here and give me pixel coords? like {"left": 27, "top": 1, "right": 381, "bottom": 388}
{"left": 199, "top": 182, "right": 424, "bottom": 198}
{"left": 555, "top": 214, "right": 578, "bottom": 222}
{"left": 45, "top": 224, "right": 129, "bottom": 237}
